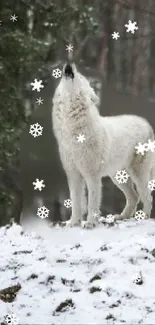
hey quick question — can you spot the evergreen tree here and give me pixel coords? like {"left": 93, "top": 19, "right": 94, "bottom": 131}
{"left": 0, "top": 0, "right": 99, "bottom": 225}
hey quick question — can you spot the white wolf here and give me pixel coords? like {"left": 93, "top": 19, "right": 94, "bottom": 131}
{"left": 52, "top": 62, "right": 155, "bottom": 228}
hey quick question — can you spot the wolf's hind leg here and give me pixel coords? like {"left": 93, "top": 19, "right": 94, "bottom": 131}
{"left": 129, "top": 165, "right": 153, "bottom": 218}
{"left": 111, "top": 176, "right": 139, "bottom": 220}
{"left": 81, "top": 181, "right": 87, "bottom": 218}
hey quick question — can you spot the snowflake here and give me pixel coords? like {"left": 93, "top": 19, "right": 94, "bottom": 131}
{"left": 36, "top": 97, "right": 44, "bottom": 105}
{"left": 32, "top": 178, "right": 45, "bottom": 191}
{"left": 145, "top": 139, "right": 155, "bottom": 152}
{"left": 4, "top": 313, "right": 19, "bottom": 325}
{"left": 134, "top": 210, "right": 146, "bottom": 221}
{"left": 148, "top": 179, "right": 155, "bottom": 191}
{"left": 98, "top": 216, "right": 107, "bottom": 223}
{"left": 66, "top": 44, "right": 74, "bottom": 52}
{"left": 37, "top": 206, "right": 49, "bottom": 219}
{"left": 30, "top": 78, "right": 44, "bottom": 92}
{"left": 106, "top": 214, "right": 115, "bottom": 223}
{"left": 111, "top": 31, "right": 120, "bottom": 40}
{"left": 77, "top": 134, "right": 86, "bottom": 143}
{"left": 29, "top": 123, "right": 43, "bottom": 138}
{"left": 132, "top": 272, "right": 143, "bottom": 285}
{"left": 64, "top": 199, "right": 72, "bottom": 208}
{"left": 52, "top": 68, "right": 62, "bottom": 79}
{"left": 92, "top": 211, "right": 100, "bottom": 220}
{"left": 0, "top": 21, "right": 2, "bottom": 25}
{"left": 114, "top": 170, "right": 129, "bottom": 184}
{"left": 125, "top": 20, "right": 138, "bottom": 34}
{"left": 10, "top": 14, "right": 18, "bottom": 22}
{"left": 134, "top": 142, "right": 147, "bottom": 155}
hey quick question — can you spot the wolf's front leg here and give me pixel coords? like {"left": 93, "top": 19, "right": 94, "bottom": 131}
{"left": 66, "top": 171, "right": 83, "bottom": 227}
{"left": 81, "top": 181, "right": 87, "bottom": 217}
{"left": 82, "top": 177, "right": 102, "bottom": 228}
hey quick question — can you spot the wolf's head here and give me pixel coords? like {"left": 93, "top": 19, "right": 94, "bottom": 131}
{"left": 63, "top": 62, "right": 75, "bottom": 80}
{"left": 59, "top": 62, "right": 82, "bottom": 95}
{"left": 54, "top": 62, "right": 99, "bottom": 107}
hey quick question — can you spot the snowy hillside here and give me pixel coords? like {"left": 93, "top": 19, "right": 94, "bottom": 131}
{"left": 1, "top": 220, "right": 155, "bottom": 324}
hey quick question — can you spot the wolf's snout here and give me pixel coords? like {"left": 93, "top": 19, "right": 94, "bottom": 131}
{"left": 64, "top": 64, "right": 74, "bottom": 79}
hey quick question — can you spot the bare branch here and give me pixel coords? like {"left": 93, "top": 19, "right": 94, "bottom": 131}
{"left": 74, "top": 35, "right": 90, "bottom": 60}
{"left": 116, "top": 0, "right": 155, "bottom": 18}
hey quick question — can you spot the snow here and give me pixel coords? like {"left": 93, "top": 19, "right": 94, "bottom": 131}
{"left": 0, "top": 219, "right": 155, "bottom": 324}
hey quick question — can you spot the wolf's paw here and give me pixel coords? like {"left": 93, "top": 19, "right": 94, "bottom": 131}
{"left": 64, "top": 219, "right": 81, "bottom": 227}
{"left": 114, "top": 214, "right": 125, "bottom": 221}
{"left": 81, "top": 220, "right": 96, "bottom": 229}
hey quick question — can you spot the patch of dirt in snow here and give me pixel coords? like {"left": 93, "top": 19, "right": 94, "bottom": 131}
{"left": 0, "top": 220, "right": 155, "bottom": 324}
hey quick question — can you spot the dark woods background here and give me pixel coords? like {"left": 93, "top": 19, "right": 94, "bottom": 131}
{"left": 1, "top": 0, "right": 155, "bottom": 227}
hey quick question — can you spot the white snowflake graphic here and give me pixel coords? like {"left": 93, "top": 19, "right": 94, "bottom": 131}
{"left": 132, "top": 272, "right": 143, "bottom": 285}
{"left": 66, "top": 44, "right": 74, "bottom": 52}
{"left": 145, "top": 139, "right": 155, "bottom": 152}
{"left": 125, "top": 20, "right": 138, "bottom": 34}
{"left": 92, "top": 211, "right": 100, "bottom": 220}
{"left": 111, "top": 31, "right": 120, "bottom": 40}
{"left": 134, "top": 142, "right": 147, "bottom": 155}
{"left": 52, "top": 68, "right": 62, "bottom": 79}
{"left": 4, "top": 313, "right": 19, "bottom": 325}
{"left": 10, "top": 14, "right": 18, "bottom": 22}
{"left": 29, "top": 123, "right": 43, "bottom": 138}
{"left": 32, "top": 178, "right": 45, "bottom": 191}
{"left": 64, "top": 199, "right": 72, "bottom": 208}
{"left": 106, "top": 214, "right": 115, "bottom": 224}
{"left": 134, "top": 210, "right": 146, "bottom": 221}
{"left": 36, "top": 97, "right": 44, "bottom": 105}
{"left": 77, "top": 134, "right": 86, "bottom": 143}
{"left": 30, "top": 78, "right": 44, "bottom": 92}
{"left": 148, "top": 179, "right": 155, "bottom": 191}
{"left": 98, "top": 216, "right": 107, "bottom": 223}
{"left": 114, "top": 169, "right": 129, "bottom": 184}
{"left": 37, "top": 206, "right": 49, "bottom": 219}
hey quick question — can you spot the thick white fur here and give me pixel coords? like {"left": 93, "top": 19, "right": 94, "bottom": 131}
{"left": 52, "top": 63, "right": 155, "bottom": 227}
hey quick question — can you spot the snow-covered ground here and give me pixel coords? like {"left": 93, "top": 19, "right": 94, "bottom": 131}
{"left": 1, "top": 219, "right": 155, "bottom": 324}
